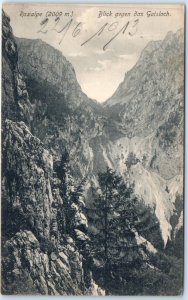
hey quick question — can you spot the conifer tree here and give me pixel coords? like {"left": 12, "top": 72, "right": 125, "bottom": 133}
{"left": 89, "top": 167, "right": 155, "bottom": 294}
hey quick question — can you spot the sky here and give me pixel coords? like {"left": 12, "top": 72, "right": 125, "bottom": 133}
{"left": 3, "top": 4, "right": 184, "bottom": 102}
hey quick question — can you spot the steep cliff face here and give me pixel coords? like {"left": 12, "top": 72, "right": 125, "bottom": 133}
{"left": 102, "top": 30, "right": 184, "bottom": 245}
{"left": 15, "top": 37, "right": 106, "bottom": 180}
{"left": 104, "top": 30, "right": 184, "bottom": 178}
{"left": 2, "top": 119, "right": 103, "bottom": 295}
{"left": 2, "top": 120, "right": 53, "bottom": 240}
{"left": 2, "top": 12, "right": 32, "bottom": 125}
{"left": 1, "top": 11, "right": 103, "bottom": 295}
{"left": 16, "top": 37, "right": 86, "bottom": 109}
{"left": 105, "top": 30, "right": 184, "bottom": 135}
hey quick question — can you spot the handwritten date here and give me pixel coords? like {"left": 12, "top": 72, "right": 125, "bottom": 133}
{"left": 38, "top": 17, "right": 139, "bottom": 50}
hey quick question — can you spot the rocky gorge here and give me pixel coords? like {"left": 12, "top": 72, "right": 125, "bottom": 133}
{"left": 1, "top": 9, "right": 184, "bottom": 295}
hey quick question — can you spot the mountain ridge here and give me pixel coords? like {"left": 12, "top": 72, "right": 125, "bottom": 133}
{"left": 104, "top": 28, "right": 184, "bottom": 107}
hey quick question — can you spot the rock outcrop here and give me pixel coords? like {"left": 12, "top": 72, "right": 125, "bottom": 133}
{"left": 2, "top": 118, "right": 102, "bottom": 296}
{"left": 1, "top": 10, "right": 104, "bottom": 295}
{"left": 2, "top": 230, "right": 104, "bottom": 295}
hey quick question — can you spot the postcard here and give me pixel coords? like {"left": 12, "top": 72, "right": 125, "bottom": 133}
{"left": 1, "top": 3, "right": 184, "bottom": 295}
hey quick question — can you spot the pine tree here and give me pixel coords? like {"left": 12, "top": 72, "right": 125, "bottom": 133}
{"left": 89, "top": 167, "right": 152, "bottom": 294}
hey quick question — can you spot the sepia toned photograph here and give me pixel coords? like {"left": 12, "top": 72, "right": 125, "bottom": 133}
{"left": 1, "top": 3, "right": 184, "bottom": 295}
